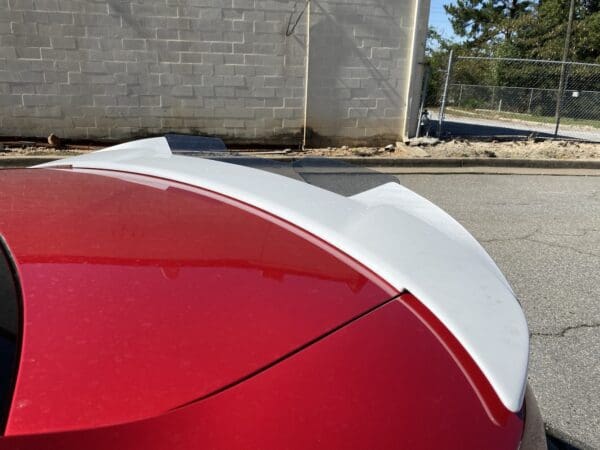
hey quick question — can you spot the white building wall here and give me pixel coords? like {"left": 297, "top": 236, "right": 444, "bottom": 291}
{"left": 0, "top": 0, "right": 429, "bottom": 145}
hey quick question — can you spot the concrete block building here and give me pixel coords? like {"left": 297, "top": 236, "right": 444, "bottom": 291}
{"left": 0, "top": 0, "right": 430, "bottom": 145}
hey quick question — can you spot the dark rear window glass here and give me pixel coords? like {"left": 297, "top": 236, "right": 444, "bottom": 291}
{"left": 0, "top": 239, "right": 20, "bottom": 432}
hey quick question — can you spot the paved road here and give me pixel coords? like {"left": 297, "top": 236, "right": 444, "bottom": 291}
{"left": 435, "top": 113, "right": 600, "bottom": 142}
{"left": 398, "top": 174, "right": 600, "bottom": 449}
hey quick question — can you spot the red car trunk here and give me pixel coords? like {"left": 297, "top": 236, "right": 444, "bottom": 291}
{"left": 0, "top": 167, "right": 524, "bottom": 449}
{"left": 0, "top": 169, "right": 395, "bottom": 434}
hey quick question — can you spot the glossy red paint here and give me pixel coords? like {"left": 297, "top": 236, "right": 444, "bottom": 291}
{"left": 0, "top": 168, "right": 396, "bottom": 435}
{"left": 400, "top": 292, "right": 515, "bottom": 426}
{"left": 0, "top": 297, "right": 523, "bottom": 450}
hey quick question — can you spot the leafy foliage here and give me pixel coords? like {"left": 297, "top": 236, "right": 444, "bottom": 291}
{"left": 444, "top": 0, "right": 534, "bottom": 54}
{"left": 440, "top": 0, "right": 600, "bottom": 62}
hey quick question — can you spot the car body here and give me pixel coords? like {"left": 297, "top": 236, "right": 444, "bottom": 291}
{"left": 0, "top": 137, "right": 545, "bottom": 449}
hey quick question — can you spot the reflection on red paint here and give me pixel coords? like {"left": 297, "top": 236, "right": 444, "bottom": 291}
{"left": 0, "top": 169, "right": 395, "bottom": 434}
{"left": 0, "top": 168, "right": 524, "bottom": 449}
{"left": 398, "top": 292, "right": 517, "bottom": 426}
{"left": 0, "top": 297, "right": 524, "bottom": 449}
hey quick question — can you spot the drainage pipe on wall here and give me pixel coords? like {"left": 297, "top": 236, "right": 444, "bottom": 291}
{"left": 302, "top": 0, "right": 311, "bottom": 150}
{"left": 403, "top": 0, "right": 431, "bottom": 140}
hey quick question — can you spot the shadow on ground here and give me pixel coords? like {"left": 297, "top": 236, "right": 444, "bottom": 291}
{"left": 547, "top": 434, "right": 584, "bottom": 450}
{"left": 440, "top": 120, "right": 559, "bottom": 139}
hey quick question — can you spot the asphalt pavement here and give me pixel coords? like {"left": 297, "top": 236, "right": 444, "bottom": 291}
{"left": 396, "top": 174, "right": 600, "bottom": 449}
{"left": 437, "top": 113, "right": 600, "bottom": 142}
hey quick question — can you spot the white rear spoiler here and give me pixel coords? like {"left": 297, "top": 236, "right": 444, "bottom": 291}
{"left": 35, "top": 137, "right": 529, "bottom": 412}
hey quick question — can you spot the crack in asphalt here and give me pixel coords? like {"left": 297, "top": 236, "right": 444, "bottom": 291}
{"left": 482, "top": 227, "right": 599, "bottom": 340}
{"left": 531, "top": 322, "right": 600, "bottom": 338}
{"left": 479, "top": 228, "right": 540, "bottom": 243}
{"left": 526, "top": 237, "right": 600, "bottom": 259}
{"left": 480, "top": 228, "right": 600, "bottom": 258}
{"left": 542, "top": 229, "right": 600, "bottom": 237}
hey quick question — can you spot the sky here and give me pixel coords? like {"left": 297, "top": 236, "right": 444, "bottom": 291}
{"left": 428, "top": 0, "right": 456, "bottom": 39}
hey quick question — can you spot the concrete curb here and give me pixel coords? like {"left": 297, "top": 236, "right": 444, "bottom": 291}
{"left": 1, "top": 155, "right": 599, "bottom": 170}
{"left": 269, "top": 157, "right": 600, "bottom": 169}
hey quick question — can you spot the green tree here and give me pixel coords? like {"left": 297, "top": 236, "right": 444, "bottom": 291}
{"left": 514, "top": 0, "right": 600, "bottom": 61}
{"left": 444, "top": 0, "right": 534, "bottom": 53}
{"left": 424, "top": 27, "right": 453, "bottom": 106}
{"left": 445, "top": 0, "right": 600, "bottom": 62}
{"left": 424, "top": 27, "right": 490, "bottom": 106}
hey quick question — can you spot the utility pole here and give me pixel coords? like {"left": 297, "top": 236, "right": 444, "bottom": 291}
{"left": 554, "top": 0, "right": 576, "bottom": 137}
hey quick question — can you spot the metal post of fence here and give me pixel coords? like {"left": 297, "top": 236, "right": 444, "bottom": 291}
{"left": 458, "top": 84, "right": 463, "bottom": 107}
{"left": 554, "top": 0, "right": 576, "bottom": 137}
{"left": 438, "top": 49, "right": 453, "bottom": 137}
{"left": 527, "top": 88, "right": 534, "bottom": 114}
{"left": 416, "top": 65, "right": 431, "bottom": 138}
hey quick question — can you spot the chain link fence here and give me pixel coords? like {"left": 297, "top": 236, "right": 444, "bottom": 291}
{"left": 432, "top": 55, "right": 600, "bottom": 142}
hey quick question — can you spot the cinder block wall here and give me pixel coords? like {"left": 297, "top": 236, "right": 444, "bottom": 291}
{"left": 0, "top": 0, "right": 428, "bottom": 145}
